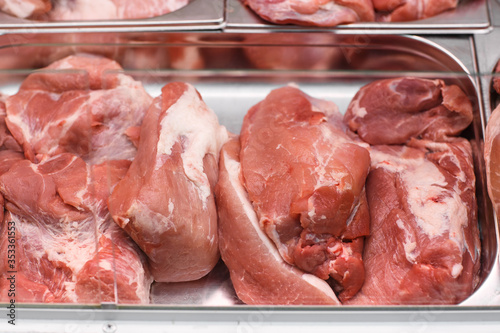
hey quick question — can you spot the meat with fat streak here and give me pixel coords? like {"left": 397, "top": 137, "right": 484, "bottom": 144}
{"left": 374, "top": 0, "right": 458, "bottom": 22}
{"left": 108, "top": 82, "right": 228, "bottom": 283}
{"left": 0, "top": 0, "right": 50, "bottom": 18}
{"left": 243, "top": 0, "right": 374, "bottom": 26}
{"left": 5, "top": 53, "right": 152, "bottom": 165}
{"left": 237, "top": 85, "right": 370, "bottom": 302}
{"left": 347, "top": 139, "right": 480, "bottom": 305}
{"left": 0, "top": 153, "right": 152, "bottom": 303}
{"left": 216, "top": 137, "right": 341, "bottom": 305}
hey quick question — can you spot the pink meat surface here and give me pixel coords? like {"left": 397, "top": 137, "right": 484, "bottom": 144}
{"left": 5, "top": 53, "right": 152, "bottom": 165}
{"left": 108, "top": 82, "right": 228, "bottom": 283}
{"left": 216, "top": 137, "right": 341, "bottom": 305}
{"left": 374, "top": 0, "right": 458, "bottom": 22}
{"left": 244, "top": 0, "right": 374, "bottom": 26}
{"left": 344, "top": 77, "right": 473, "bottom": 145}
{"left": 239, "top": 85, "right": 370, "bottom": 301}
{"left": 0, "top": 96, "right": 22, "bottom": 152}
{"left": 0, "top": 153, "right": 152, "bottom": 303}
{"left": 485, "top": 105, "right": 500, "bottom": 219}
{"left": 47, "top": 0, "right": 189, "bottom": 20}
{"left": 0, "top": 0, "right": 50, "bottom": 18}
{"left": 348, "top": 139, "right": 480, "bottom": 305}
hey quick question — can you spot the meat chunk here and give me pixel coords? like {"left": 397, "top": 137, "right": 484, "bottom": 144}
{"left": 108, "top": 82, "right": 228, "bottom": 283}
{"left": 244, "top": 0, "right": 374, "bottom": 26}
{"left": 46, "top": 0, "right": 189, "bottom": 20}
{"left": 5, "top": 54, "right": 152, "bottom": 165}
{"left": 238, "top": 85, "right": 370, "bottom": 301}
{"left": 0, "top": 0, "right": 50, "bottom": 18}
{"left": 485, "top": 105, "right": 500, "bottom": 219}
{"left": 0, "top": 96, "right": 22, "bottom": 152}
{"left": 0, "top": 154, "right": 152, "bottom": 303}
{"left": 374, "top": 0, "right": 458, "bottom": 22}
{"left": 348, "top": 139, "right": 480, "bottom": 305}
{"left": 344, "top": 77, "right": 473, "bottom": 145}
{"left": 216, "top": 137, "right": 340, "bottom": 305}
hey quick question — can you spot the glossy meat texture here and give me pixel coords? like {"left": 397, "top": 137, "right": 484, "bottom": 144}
{"left": 374, "top": 0, "right": 458, "bottom": 22}
{"left": 244, "top": 0, "right": 374, "bottom": 26}
{"left": 0, "top": 96, "right": 22, "bottom": 153}
{"left": 0, "top": 0, "right": 50, "bottom": 18}
{"left": 344, "top": 77, "right": 473, "bottom": 145}
{"left": 0, "top": 154, "right": 152, "bottom": 303}
{"left": 46, "top": 0, "right": 189, "bottom": 20}
{"left": 239, "top": 85, "right": 370, "bottom": 301}
{"left": 348, "top": 139, "right": 480, "bottom": 305}
{"left": 108, "top": 82, "right": 228, "bottom": 283}
{"left": 216, "top": 138, "right": 341, "bottom": 305}
{"left": 5, "top": 54, "right": 152, "bottom": 165}
{"left": 485, "top": 105, "right": 500, "bottom": 220}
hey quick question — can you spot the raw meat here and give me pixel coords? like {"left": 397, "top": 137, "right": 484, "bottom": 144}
{"left": 243, "top": 0, "right": 375, "bottom": 26}
{"left": 485, "top": 105, "right": 500, "bottom": 219}
{"left": 0, "top": 96, "right": 22, "bottom": 152}
{"left": 344, "top": 77, "right": 473, "bottom": 145}
{"left": 0, "top": 0, "right": 50, "bottom": 19}
{"left": 348, "top": 139, "right": 480, "bottom": 305}
{"left": 0, "top": 153, "right": 152, "bottom": 303}
{"left": 5, "top": 54, "right": 152, "bottom": 165}
{"left": 108, "top": 82, "right": 228, "bottom": 283}
{"left": 374, "top": 0, "right": 458, "bottom": 22}
{"left": 216, "top": 137, "right": 341, "bottom": 305}
{"left": 46, "top": 0, "right": 189, "bottom": 20}
{"left": 238, "top": 85, "right": 371, "bottom": 301}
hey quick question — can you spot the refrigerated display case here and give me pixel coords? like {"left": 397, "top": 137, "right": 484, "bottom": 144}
{"left": 0, "top": 0, "right": 500, "bottom": 332}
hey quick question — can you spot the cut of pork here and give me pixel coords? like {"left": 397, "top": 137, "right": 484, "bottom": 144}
{"left": 493, "top": 60, "right": 500, "bottom": 96}
{"left": 216, "top": 137, "right": 340, "bottom": 305}
{"left": 0, "top": 153, "right": 152, "bottom": 303}
{"left": 108, "top": 82, "right": 228, "bottom": 283}
{"left": 344, "top": 77, "right": 473, "bottom": 145}
{"left": 0, "top": 96, "right": 22, "bottom": 152}
{"left": 485, "top": 105, "right": 500, "bottom": 220}
{"left": 0, "top": 0, "right": 50, "bottom": 18}
{"left": 5, "top": 53, "right": 152, "bottom": 165}
{"left": 244, "top": 0, "right": 375, "bottom": 26}
{"left": 239, "top": 85, "right": 371, "bottom": 301}
{"left": 348, "top": 139, "right": 480, "bottom": 305}
{"left": 374, "top": 0, "right": 458, "bottom": 22}
{"left": 46, "top": 0, "right": 189, "bottom": 20}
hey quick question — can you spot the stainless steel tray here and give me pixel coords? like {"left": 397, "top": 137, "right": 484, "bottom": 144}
{"left": 489, "top": 0, "right": 500, "bottom": 26}
{"left": 0, "top": 32, "right": 499, "bottom": 332}
{"left": 226, "top": 0, "right": 490, "bottom": 34}
{"left": 0, "top": 0, "right": 225, "bottom": 33}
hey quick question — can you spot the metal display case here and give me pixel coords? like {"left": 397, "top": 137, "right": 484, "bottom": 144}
{"left": 0, "top": 1, "right": 499, "bottom": 332}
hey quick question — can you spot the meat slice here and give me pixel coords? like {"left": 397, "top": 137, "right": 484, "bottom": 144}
{"left": 348, "top": 139, "right": 480, "bottom": 305}
{"left": 108, "top": 82, "right": 228, "bottom": 283}
{"left": 239, "top": 85, "right": 370, "bottom": 301}
{"left": 244, "top": 0, "right": 375, "bottom": 26}
{"left": 46, "top": 0, "right": 189, "bottom": 20}
{"left": 0, "top": 0, "right": 50, "bottom": 18}
{"left": 0, "top": 153, "right": 152, "bottom": 303}
{"left": 216, "top": 137, "right": 340, "bottom": 305}
{"left": 374, "top": 0, "right": 458, "bottom": 22}
{"left": 344, "top": 77, "right": 473, "bottom": 145}
{"left": 5, "top": 54, "right": 152, "bottom": 165}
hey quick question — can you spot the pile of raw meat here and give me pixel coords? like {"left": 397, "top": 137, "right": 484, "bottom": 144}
{"left": 244, "top": 0, "right": 460, "bottom": 26}
{"left": 0, "top": 53, "right": 482, "bottom": 306}
{"left": 0, "top": 0, "right": 189, "bottom": 20}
